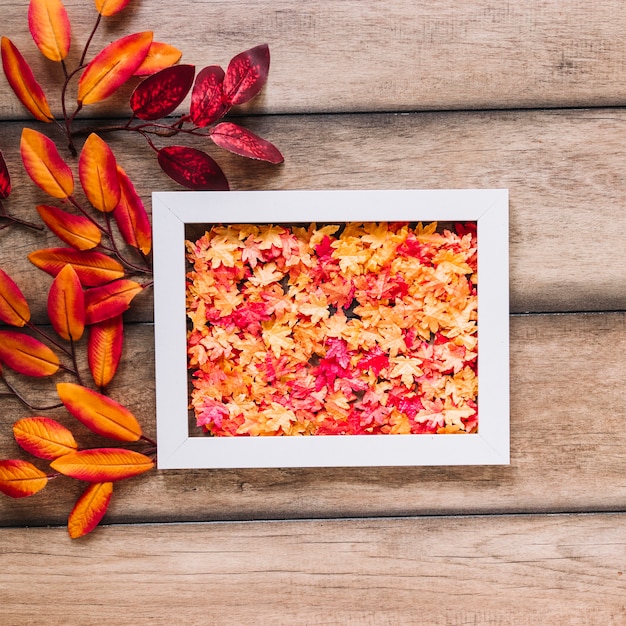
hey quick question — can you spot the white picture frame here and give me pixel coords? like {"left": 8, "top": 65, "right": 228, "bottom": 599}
{"left": 152, "top": 189, "right": 509, "bottom": 468}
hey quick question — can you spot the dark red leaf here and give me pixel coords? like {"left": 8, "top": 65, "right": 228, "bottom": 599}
{"left": 210, "top": 122, "right": 283, "bottom": 163}
{"left": 130, "top": 64, "right": 195, "bottom": 121}
{"left": 0, "top": 151, "right": 11, "bottom": 199}
{"left": 157, "top": 146, "right": 229, "bottom": 190}
{"left": 223, "top": 44, "right": 269, "bottom": 106}
{"left": 190, "top": 65, "right": 227, "bottom": 127}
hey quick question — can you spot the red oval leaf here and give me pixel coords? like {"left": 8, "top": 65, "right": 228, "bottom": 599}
{"left": 68, "top": 481, "right": 113, "bottom": 538}
{"left": 0, "top": 459, "right": 48, "bottom": 498}
{"left": 48, "top": 264, "right": 85, "bottom": 341}
{"left": 36, "top": 204, "right": 102, "bottom": 250}
{"left": 210, "top": 122, "right": 283, "bottom": 164}
{"left": 57, "top": 382, "right": 142, "bottom": 442}
{"left": 223, "top": 44, "right": 270, "bottom": 106}
{"left": 190, "top": 65, "right": 227, "bottom": 127}
{"left": 50, "top": 448, "right": 154, "bottom": 482}
{"left": 0, "top": 151, "right": 11, "bottom": 199}
{"left": 13, "top": 416, "right": 78, "bottom": 460}
{"left": 28, "top": 0, "right": 71, "bottom": 62}
{"left": 157, "top": 145, "right": 229, "bottom": 190}
{"left": 1, "top": 37, "right": 53, "bottom": 122}
{"left": 79, "top": 133, "right": 121, "bottom": 213}
{"left": 113, "top": 166, "right": 151, "bottom": 255}
{"left": 77, "top": 32, "right": 153, "bottom": 106}
{"left": 0, "top": 330, "right": 59, "bottom": 377}
{"left": 130, "top": 64, "right": 195, "bottom": 120}
{"left": 88, "top": 315, "right": 123, "bottom": 388}
{"left": 0, "top": 268, "right": 30, "bottom": 327}
{"left": 84, "top": 279, "right": 142, "bottom": 325}
{"left": 28, "top": 248, "right": 124, "bottom": 286}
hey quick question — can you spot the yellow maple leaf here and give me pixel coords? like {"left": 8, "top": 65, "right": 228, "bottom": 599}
{"left": 255, "top": 225, "right": 285, "bottom": 250}
{"left": 388, "top": 356, "right": 424, "bottom": 388}
{"left": 205, "top": 234, "right": 241, "bottom": 268}
{"left": 248, "top": 262, "right": 284, "bottom": 287}
{"left": 261, "top": 320, "right": 295, "bottom": 357}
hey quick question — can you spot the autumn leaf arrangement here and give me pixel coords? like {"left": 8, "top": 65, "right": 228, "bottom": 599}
{"left": 0, "top": 0, "right": 282, "bottom": 537}
{"left": 186, "top": 221, "right": 479, "bottom": 438}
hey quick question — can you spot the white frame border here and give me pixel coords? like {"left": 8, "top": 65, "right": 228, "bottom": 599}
{"left": 153, "top": 189, "right": 509, "bottom": 468}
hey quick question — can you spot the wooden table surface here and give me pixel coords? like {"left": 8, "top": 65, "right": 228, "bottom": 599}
{"left": 1, "top": 1, "right": 625, "bottom": 624}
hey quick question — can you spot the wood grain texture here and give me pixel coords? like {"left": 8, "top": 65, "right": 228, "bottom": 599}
{"left": 1, "top": 513, "right": 625, "bottom": 625}
{"left": 3, "top": 1, "right": 626, "bottom": 118}
{"left": 1, "top": 312, "right": 624, "bottom": 526}
{"left": 1, "top": 108, "right": 626, "bottom": 317}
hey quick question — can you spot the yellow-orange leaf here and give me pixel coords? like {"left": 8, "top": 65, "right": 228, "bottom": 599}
{"left": 50, "top": 448, "right": 154, "bottom": 482}
{"left": 36, "top": 204, "right": 102, "bottom": 250}
{"left": 88, "top": 315, "right": 123, "bottom": 388}
{"left": 28, "top": 0, "right": 71, "bottom": 62}
{"left": 0, "top": 37, "right": 53, "bottom": 122}
{"left": 84, "top": 279, "right": 142, "bottom": 325}
{"left": 68, "top": 481, "right": 113, "bottom": 538}
{"left": 0, "top": 459, "right": 48, "bottom": 498}
{"left": 20, "top": 128, "right": 73, "bottom": 198}
{"left": 114, "top": 166, "right": 151, "bottom": 254}
{"left": 57, "top": 382, "right": 142, "bottom": 441}
{"left": 0, "top": 330, "right": 59, "bottom": 377}
{"left": 134, "top": 41, "right": 182, "bottom": 76}
{"left": 77, "top": 32, "right": 153, "bottom": 106}
{"left": 48, "top": 264, "right": 85, "bottom": 341}
{"left": 0, "top": 268, "right": 30, "bottom": 327}
{"left": 13, "top": 416, "right": 78, "bottom": 460}
{"left": 94, "top": 0, "right": 131, "bottom": 17}
{"left": 79, "top": 133, "right": 121, "bottom": 212}
{"left": 29, "top": 248, "right": 124, "bottom": 287}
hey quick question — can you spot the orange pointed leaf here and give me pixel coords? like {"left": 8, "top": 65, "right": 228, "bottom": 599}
{"left": 1, "top": 37, "right": 53, "bottom": 122}
{"left": 79, "top": 133, "right": 121, "bottom": 212}
{"left": 68, "top": 481, "right": 113, "bottom": 538}
{"left": 77, "top": 32, "right": 153, "bottom": 106}
{"left": 28, "top": 0, "right": 71, "bottom": 62}
{"left": 13, "top": 416, "right": 78, "bottom": 460}
{"left": 0, "top": 330, "right": 59, "bottom": 376}
{"left": 113, "top": 166, "right": 151, "bottom": 254}
{"left": 0, "top": 459, "right": 48, "bottom": 498}
{"left": 134, "top": 41, "right": 182, "bottom": 76}
{"left": 88, "top": 315, "right": 123, "bottom": 388}
{"left": 0, "top": 268, "right": 30, "bottom": 327}
{"left": 36, "top": 204, "right": 102, "bottom": 250}
{"left": 57, "top": 382, "right": 142, "bottom": 441}
{"left": 84, "top": 279, "right": 142, "bottom": 325}
{"left": 48, "top": 264, "right": 85, "bottom": 341}
{"left": 50, "top": 448, "right": 154, "bottom": 481}
{"left": 29, "top": 248, "right": 124, "bottom": 286}
{"left": 94, "top": 0, "right": 131, "bottom": 16}
{"left": 20, "top": 128, "right": 73, "bottom": 198}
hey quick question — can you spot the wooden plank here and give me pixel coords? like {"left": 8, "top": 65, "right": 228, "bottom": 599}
{"left": 1, "top": 109, "right": 626, "bottom": 316}
{"left": 3, "top": 1, "right": 626, "bottom": 118}
{"left": 1, "top": 513, "right": 625, "bottom": 624}
{"left": 1, "top": 312, "right": 625, "bottom": 526}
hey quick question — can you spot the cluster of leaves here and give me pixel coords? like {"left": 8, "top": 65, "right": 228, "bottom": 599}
{"left": 1, "top": 0, "right": 281, "bottom": 190}
{"left": 0, "top": 266, "right": 155, "bottom": 538}
{"left": 186, "top": 221, "right": 478, "bottom": 437}
{"left": 0, "top": 0, "right": 281, "bottom": 537}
